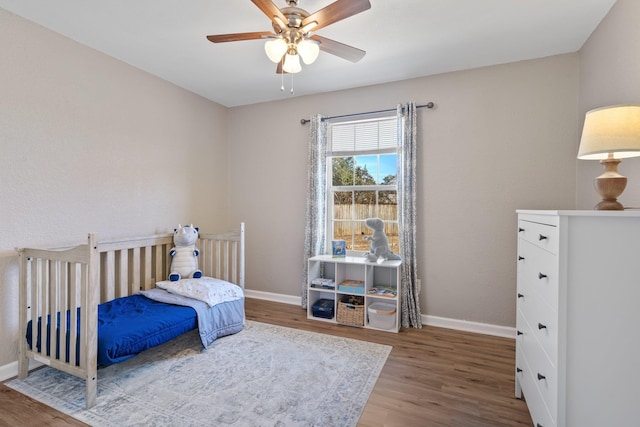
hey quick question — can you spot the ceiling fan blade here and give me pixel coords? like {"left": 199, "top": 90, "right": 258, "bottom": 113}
{"left": 310, "top": 35, "right": 366, "bottom": 63}
{"left": 251, "top": 0, "right": 288, "bottom": 28}
{"left": 206, "top": 31, "right": 273, "bottom": 43}
{"left": 301, "top": 0, "right": 371, "bottom": 32}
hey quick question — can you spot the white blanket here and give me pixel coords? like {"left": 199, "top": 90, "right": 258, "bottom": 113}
{"left": 155, "top": 276, "right": 244, "bottom": 307}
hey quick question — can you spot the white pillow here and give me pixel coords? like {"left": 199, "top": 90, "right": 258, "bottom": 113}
{"left": 155, "top": 276, "right": 244, "bottom": 307}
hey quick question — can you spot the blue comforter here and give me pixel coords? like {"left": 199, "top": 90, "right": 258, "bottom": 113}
{"left": 26, "top": 291, "right": 245, "bottom": 367}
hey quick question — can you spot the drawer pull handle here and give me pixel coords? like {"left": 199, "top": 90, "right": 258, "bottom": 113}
{"left": 517, "top": 293, "right": 524, "bottom": 299}
{"left": 519, "top": 227, "right": 525, "bottom": 233}
{"left": 518, "top": 256, "right": 525, "bottom": 261}
{"left": 517, "top": 330, "right": 523, "bottom": 336}
{"left": 538, "top": 322, "right": 547, "bottom": 330}
{"left": 539, "top": 234, "right": 547, "bottom": 241}
{"left": 538, "top": 273, "right": 547, "bottom": 279}
{"left": 537, "top": 373, "right": 546, "bottom": 381}
{"left": 516, "top": 367, "right": 522, "bottom": 373}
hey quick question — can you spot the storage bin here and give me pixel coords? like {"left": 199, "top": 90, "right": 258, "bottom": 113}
{"left": 368, "top": 302, "right": 397, "bottom": 330}
{"left": 337, "top": 295, "right": 365, "bottom": 327}
{"left": 311, "top": 298, "right": 335, "bottom": 319}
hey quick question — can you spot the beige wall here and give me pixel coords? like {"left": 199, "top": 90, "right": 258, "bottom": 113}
{"left": 228, "top": 54, "right": 579, "bottom": 327}
{"left": 577, "top": 0, "right": 640, "bottom": 209}
{"left": 0, "top": 9, "right": 230, "bottom": 367}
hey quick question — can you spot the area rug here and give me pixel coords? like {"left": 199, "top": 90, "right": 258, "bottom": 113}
{"left": 6, "top": 321, "right": 391, "bottom": 427}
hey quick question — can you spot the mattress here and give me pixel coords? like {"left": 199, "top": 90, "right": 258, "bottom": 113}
{"left": 26, "top": 295, "right": 197, "bottom": 367}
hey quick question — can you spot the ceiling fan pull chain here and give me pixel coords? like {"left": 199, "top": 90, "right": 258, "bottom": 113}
{"left": 291, "top": 73, "right": 294, "bottom": 95}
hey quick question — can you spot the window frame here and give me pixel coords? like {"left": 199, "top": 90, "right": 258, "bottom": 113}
{"left": 325, "top": 114, "right": 401, "bottom": 256}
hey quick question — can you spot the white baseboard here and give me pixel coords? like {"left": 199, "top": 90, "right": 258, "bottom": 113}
{"left": 423, "top": 315, "right": 515, "bottom": 339}
{"left": 0, "top": 359, "right": 42, "bottom": 382}
{"left": 244, "top": 290, "right": 515, "bottom": 339}
{"left": 244, "top": 289, "right": 302, "bottom": 306}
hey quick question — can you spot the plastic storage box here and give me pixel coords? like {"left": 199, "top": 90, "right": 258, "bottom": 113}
{"left": 312, "top": 298, "right": 335, "bottom": 319}
{"left": 368, "top": 302, "right": 397, "bottom": 330}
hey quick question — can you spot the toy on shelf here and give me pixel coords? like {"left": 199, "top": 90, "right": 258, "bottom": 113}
{"left": 363, "top": 218, "right": 401, "bottom": 263}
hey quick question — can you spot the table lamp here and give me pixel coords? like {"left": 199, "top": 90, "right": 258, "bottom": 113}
{"left": 577, "top": 105, "right": 640, "bottom": 210}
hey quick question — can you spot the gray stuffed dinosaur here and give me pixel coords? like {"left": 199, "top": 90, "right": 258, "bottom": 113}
{"left": 363, "top": 218, "right": 401, "bottom": 263}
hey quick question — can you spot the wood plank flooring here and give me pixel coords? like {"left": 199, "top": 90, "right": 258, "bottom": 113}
{"left": 0, "top": 298, "right": 533, "bottom": 427}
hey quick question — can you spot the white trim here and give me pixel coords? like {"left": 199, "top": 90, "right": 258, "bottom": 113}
{"left": 245, "top": 289, "right": 516, "bottom": 339}
{"left": 423, "top": 314, "right": 515, "bottom": 339}
{"left": 244, "top": 289, "right": 302, "bottom": 306}
{"left": 0, "top": 359, "right": 43, "bottom": 382}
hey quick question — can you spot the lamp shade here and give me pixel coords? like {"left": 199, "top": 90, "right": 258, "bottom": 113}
{"left": 264, "top": 38, "right": 288, "bottom": 63}
{"left": 577, "top": 105, "right": 640, "bottom": 160}
{"left": 297, "top": 39, "right": 320, "bottom": 64}
{"left": 283, "top": 52, "right": 302, "bottom": 73}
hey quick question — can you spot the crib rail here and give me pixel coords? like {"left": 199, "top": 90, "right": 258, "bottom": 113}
{"left": 199, "top": 224, "right": 245, "bottom": 289}
{"left": 17, "top": 234, "right": 99, "bottom": 406}
{"left": 97, "top": 234, "right": 173, "bottom": 302}
{"left": 17, "top": 223, "right": 245, "bottom": 409}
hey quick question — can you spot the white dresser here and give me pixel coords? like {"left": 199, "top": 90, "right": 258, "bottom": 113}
{"left": 515, "top": 210, "right": 640, "bottom": 427}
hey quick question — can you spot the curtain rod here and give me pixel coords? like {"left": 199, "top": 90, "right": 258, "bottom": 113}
{"left": 300, "top": 102, "right": 434, "bottom": 125}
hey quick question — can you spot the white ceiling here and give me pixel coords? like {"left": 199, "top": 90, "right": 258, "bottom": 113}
{"left": 0, "top": 0, "right": 617, "bottom": 107}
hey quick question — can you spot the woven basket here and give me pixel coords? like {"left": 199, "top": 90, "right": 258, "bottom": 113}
{"left": 337, "top": 296, "right": 365, "bottom": 327}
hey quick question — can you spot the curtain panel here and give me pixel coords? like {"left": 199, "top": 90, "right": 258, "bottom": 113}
{"left": 397, "top": 102, "right": 422, "bottom": 328}
{"left": 301, "top": 114, "right": 327, "bottom": 309}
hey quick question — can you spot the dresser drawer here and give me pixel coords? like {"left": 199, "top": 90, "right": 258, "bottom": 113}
{"left": 517, "top": 239, "right": 559, "bottom": 310}
{"left": 518, "top": 219, "right": 559, "bottom": 255}
{"left": 517, "top": 310, "right": 558, "bottom": 424}
{"left": 516, "top": 347, "right": 556, "bottom": 427}
{"left": 518, "top": 288, "right": 558, "bottom": 363}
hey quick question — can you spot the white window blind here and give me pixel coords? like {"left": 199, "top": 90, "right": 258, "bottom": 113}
{"left": 329, "top": 118, "right": 397, "bottom": 154}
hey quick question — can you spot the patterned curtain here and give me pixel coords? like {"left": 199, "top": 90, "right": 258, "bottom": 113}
{"left": 397, "top": 103, "right": 422, "bottom": 328}
{"left": 301, "top": 114, "right": 327, "bottom": 309}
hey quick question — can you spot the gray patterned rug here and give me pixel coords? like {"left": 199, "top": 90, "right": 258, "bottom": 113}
{"left": 6, "top": 321, "right": 391, "bottom": 427}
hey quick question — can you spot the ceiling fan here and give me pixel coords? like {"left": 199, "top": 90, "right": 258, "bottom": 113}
{"left": 206, "top": 0, "right": 371, "bottom": 74}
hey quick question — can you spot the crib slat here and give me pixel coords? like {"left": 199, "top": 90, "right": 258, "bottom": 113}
{"left": 215, "top": 240, "right": 222, "bottom": 279}
{"left": 223, "top": 240, "right": 230, "bottom": 282}
{"left": 118, "top": 249, "right": 128, "bottom": 298}
{"left": 154, "top": 245, "right": 164, "bottom": 286}
{"left": 69, "top": 263, "right": 78, "bottom": 367}
{"left": 231, "top": 241, "right": 238, "bottom": 285}
{"left": 131, "top": 247, "right": 141, "bottom": 293}
{"left": 41, "top": 260, "right": 49, "bottom": 361}
{"left": 104, "top": 250, "right": 115, "bottom": 302}
{"left": 143, "top": 245, "right": 152, "bottom": 290}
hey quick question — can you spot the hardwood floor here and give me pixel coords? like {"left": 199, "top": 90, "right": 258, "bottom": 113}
{"left": 0, "top": 298, "right": 532, "bottom": 427}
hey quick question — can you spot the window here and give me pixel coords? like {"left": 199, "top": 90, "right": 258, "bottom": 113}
{"left": 327, "top": 115, "right": 400, "bottom": 254}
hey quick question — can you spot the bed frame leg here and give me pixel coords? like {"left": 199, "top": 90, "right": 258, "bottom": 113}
{"left": 86, "top": 373, "right": 97, "bottom": 409}
{"left": 17, "top": 355, "right": 28, "bottom": 379}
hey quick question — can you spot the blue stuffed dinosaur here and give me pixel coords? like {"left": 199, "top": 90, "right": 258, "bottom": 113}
{"left": 169, "top": 224, "right": 203, "bottom": 281}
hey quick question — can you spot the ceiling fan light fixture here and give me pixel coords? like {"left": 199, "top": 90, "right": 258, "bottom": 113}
{"left": 283, "top": 52, "right": 302, "bottom": 73}
{"left": 297, "top": 38, "right": 320, "bottom": 64}
{"left": 265, "top": 38, "right": 288, "bottom": 63}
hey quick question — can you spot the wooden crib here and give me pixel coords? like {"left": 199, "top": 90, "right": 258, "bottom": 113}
{"left": 16, "top": 223, "right": 245, "bottom": 409}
